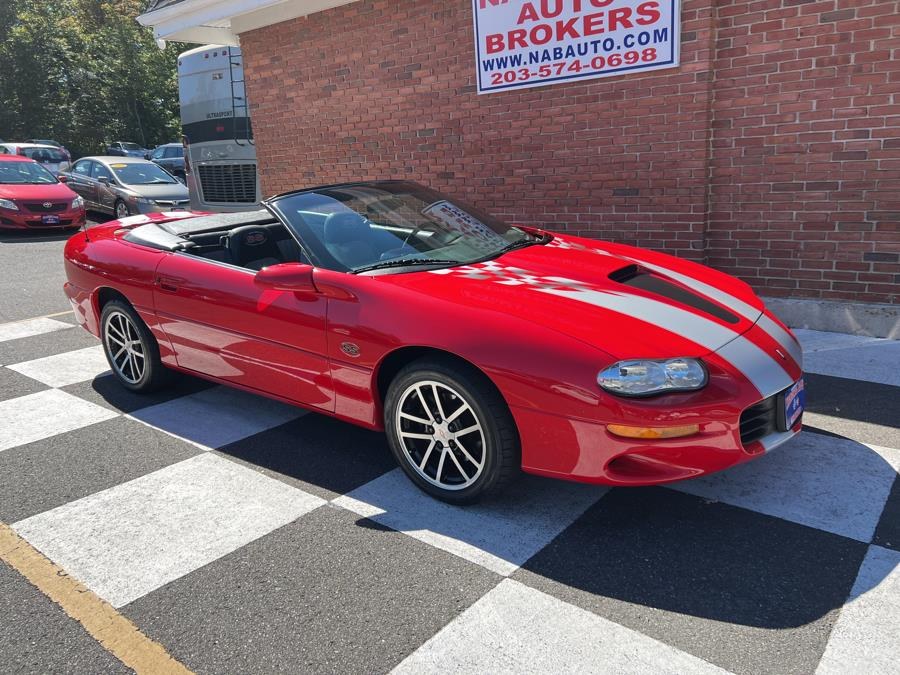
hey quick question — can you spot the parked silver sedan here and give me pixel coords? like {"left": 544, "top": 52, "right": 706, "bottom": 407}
{"left": 59, "top": 156, "right": 189, "bottom": 219}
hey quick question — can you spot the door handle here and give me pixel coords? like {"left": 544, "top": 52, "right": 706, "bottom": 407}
{"left": 157, "top": 276, "right": 179, "bottom": 292}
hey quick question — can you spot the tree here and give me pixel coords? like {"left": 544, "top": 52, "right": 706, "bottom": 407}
{"left": 0, "top": 0, "right": 185, "bottom": 157}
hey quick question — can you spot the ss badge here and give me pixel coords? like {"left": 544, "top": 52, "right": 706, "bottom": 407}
{"left": 340, "top": 342, "right": 360, "bottom": 357}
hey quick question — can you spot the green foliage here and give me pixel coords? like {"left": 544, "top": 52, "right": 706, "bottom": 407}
{"left": 0, "top": 0, "right": 186, "bottom": 158}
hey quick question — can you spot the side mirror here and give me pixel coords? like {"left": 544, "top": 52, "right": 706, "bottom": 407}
{"left": 57, "top": 174, "right": 68, "bottom": 183}
{"left": 144, "top": 153, "right": 152, "bottom": 160}
{"left": 254, "top": 263, "right": 316, "bottom": 292}
{"left": 98, "top": 176, "right": 111, "bottom": 185}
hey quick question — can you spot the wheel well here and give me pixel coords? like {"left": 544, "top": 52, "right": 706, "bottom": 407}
{"left": 375, "top": 346, "right": 499, "bottom": 407}
{"left": 95, "top": 287, "right": 130, "bottom": 313}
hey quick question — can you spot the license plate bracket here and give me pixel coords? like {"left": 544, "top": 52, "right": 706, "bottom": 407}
{"left": 778, "top": 378, "right": 805, "bottom": 431}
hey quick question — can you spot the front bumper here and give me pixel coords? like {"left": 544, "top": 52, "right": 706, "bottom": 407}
{"left": 131, "top": 200, "right": 190, "bottom": 215}
{"left": 0, "top": 207, "right": 86, "bottom": 229}
{"left": 512, "top": 398, "right": 802, "bottom": 486}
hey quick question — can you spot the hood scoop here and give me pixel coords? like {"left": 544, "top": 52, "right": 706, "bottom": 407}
{"left": 609, "top": 265, "right": 740, "bottom": 325}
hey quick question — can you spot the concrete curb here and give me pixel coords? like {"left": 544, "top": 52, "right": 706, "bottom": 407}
{"left": 763, "top": 297, "right": 900, "bottom": 339}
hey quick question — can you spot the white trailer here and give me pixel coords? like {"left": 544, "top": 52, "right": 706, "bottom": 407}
{"left": 178, "top": 44, "right": 261, "bottom": 212}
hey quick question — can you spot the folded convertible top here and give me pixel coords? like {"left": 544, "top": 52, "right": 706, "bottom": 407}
{"left": 157, "top": 209, "right": 273, "bottom": 236}
{"left": 122, "top": 210, "right": 275, "bottom": 251}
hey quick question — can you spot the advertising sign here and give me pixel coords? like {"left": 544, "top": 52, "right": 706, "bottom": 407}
{"left": 421, "top": 200, "right": 509, "bottom": 254}
{"left": 473, "top": 0, "right": 680, "bottom": 94}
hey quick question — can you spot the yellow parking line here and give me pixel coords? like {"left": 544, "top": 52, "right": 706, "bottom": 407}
{"left": 0, "top": 522, "right": 192, "bottom": 674}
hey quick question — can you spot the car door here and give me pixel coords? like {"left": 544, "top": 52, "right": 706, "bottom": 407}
{"left": 152, "top": 252, "right": 334, "bottom": 411}
{"left": 91, "top": 162, "right": 118, "bottom": 213}
{"left": 150, "top": 147, "right": 165, "bottom": 170}
{"left": 66, "top": 160, "right": 97, "bottom": 207}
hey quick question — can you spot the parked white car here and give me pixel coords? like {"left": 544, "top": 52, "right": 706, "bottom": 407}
{"left": 0, "top": 143, "right": 71, "bottom": 176}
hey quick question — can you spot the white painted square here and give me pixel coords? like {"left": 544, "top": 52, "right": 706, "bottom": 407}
{"left": 391, "top": 579, "right": 729, "bottom": 675}
{"left": 0, "top": 317, "right": 71, "bottom": 344}
{"left": 127, "top": 385, "right": 302, "bottom": 449}
{"left": 14, "top": 453, "right": 325, "bottom": 607}
{"left": 0, "top": 389, "right": 118, "bottom": 453}
{"left": 8, "top": 345, "right": 110, "bottom": 387}
{"left": 817, "top": 546, "right": 900, "bottom": 675}
{"left": 672, "top": 432, "right": 900, "bottom": 543}
{"left": 334, "top": 469, "right": 605, "bottom": 576}
{"left": 795, "top": 330, "right": 900, "bottom": 387}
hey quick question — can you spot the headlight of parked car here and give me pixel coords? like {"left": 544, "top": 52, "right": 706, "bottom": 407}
{"left": 597, "top": 358, "right": 708, "bottom": 396}
{"left": 0, "top": 198, "right": 18, "bottom": 211}
{"left": 134, "top": 197, "right": 155, "bottom": 205}
{"left": 71, "top": 196, "right": 84, "bottom": 209}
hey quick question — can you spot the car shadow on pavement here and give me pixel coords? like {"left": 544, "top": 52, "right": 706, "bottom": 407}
{"left": 104, "top": 364, "right": 894, "bottom": 634}
{"left": 0, "top": 229, "right": 77, "bottom": 243}
{"left": 0, "top": 213, "right": 111, "bottom": 243}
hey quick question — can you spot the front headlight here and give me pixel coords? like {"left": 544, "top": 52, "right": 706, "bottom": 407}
{"left": 71, "top": 195, "right": 84, "bottom": 209}
{"left": 597, "top": 358, "right": 708, "bottom": 396}
{"left": 134, "top": 197, "right": 155, "bottom": 205}
{"left": 0, "top": 198, "right": 18, "bottom": 211}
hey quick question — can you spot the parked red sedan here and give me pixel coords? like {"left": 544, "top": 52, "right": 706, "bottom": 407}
{"left": 63, "top": 181, "right": 803, "bottom": 503}
{"left": 0, "top": 155, "right": 86, "bottom": 230}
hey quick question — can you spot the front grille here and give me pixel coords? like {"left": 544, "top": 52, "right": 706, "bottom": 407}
{"left": 197, "top": 164, "right": 257, "bottom": 203}
{"left": 25, "top": 218, "right": 73, "bottom": 227}
{"left": 155, "top": 200, "right": 190, "bottom": 208}
{"left": 739, "top": 395, "right": 778, "bottom": 446}
{"left": 23, "top": 202, "right": 67, "bottom": 213}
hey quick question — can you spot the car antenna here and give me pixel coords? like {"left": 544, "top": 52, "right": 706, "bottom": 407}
{"left": 81, "top": 212, "right": 91, "bottom": 241}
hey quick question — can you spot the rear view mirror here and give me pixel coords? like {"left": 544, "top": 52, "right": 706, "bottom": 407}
{"left": 254, "top": 263, "right": 316, "bottom": 292}
{"left": 57, "top": 175, "right": 68, "bottom": 183}
{"left": 98, "top": 176, "right": 110, "bottom": 185}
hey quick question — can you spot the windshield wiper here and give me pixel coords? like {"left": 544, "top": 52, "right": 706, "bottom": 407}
{"left": 353, "top": 258, "right": 461, "bottom": 274}
{"left": 474, "top": 234, "right": 549, "bottom": 262}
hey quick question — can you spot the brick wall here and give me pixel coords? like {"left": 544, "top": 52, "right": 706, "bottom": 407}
{"left": 708, "top": 0, "right": 900, "bottom": 303}
{"left": 241, "top": 0, "right": 900, "bottom": 304}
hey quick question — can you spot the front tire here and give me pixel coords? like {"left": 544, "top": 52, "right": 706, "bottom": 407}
{"left": 384, "top": 358, "right": 520, "bottom": 504}
{"left": 100, "top": 300, "right": 173, "bottom": 393}
{"left": 114, "top": 200, "right": 130, "bottom": 219}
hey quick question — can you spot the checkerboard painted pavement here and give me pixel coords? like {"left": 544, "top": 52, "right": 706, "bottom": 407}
{"left": 1, "top": 315, "right": 898, "bottom": 674}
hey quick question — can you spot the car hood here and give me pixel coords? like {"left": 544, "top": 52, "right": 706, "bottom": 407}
{"left": 0, "top": 182, "right": 76, "bottom": 202}
{"left": 123, "top": 183, "right": 189, "bottom": 200}
{"left": 378, "top": 234, "right": 766, "bottom": 360}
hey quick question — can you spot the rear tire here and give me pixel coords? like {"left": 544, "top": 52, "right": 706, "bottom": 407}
{"left": 384, "top": 357, "right": 520, "bottom": 504}
{"left": 100, "top": 299, "right": 173, "bottom": 393}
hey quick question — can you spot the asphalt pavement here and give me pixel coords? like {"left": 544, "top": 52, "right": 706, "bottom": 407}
{"left": 0, "top": 213, "right": 111, "bottom": 323}
{"left": 0, "top": 224, "right": 898, "bottom": 674}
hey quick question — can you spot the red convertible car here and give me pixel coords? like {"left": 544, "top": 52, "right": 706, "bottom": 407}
{"left": 63, "top": 181, "right": 803, "bottom": 502}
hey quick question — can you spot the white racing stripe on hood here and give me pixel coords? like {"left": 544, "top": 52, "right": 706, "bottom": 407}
{"left": 624, "top": 257, "right": 802, "bottom": 369}
{"left": 539, "top": 279, "right": 792, "bottom": 398}
{"left": 756, "top": 314, "right": 803, "bottom": 368}
{"left": 715, "top": 335, "right": 796, "bottom": 399}
{"left": 549, "top": 238, "right": 803, "bottom": 373}
{"left": 541, "top": 281, "right": 738, "bottom": 351}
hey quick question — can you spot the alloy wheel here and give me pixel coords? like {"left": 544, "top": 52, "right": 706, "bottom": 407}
{"left": 394, "top": 380, "right": 486, "bottom": 490}
{"left": 104, "top": 310, "right": 146, "bottom": 384}
{"left": 116, "top": 202, "right": 129, "bottom": 218}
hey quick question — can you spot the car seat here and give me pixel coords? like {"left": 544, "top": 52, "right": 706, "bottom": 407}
{"left": 224, "top": 225, "right": 283, "bottom": 270}
{"left": 323, "top": 212, "right": 376, "bottom": 269}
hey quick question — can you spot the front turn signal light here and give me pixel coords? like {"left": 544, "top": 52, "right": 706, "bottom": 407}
{"left": 607, "top": 424, "right": 700, "bottom": 440}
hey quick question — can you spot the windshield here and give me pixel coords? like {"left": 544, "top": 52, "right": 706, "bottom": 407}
{"left": 0, "top": 161, "right": 58, "bottom": 184}
{"left": 121, "top": 143, "right": 142, "bottom": 151}
{"left": 110, "top": 162, "right": 176, "bottom": 185}
{"left": 267, "top": 182, "right": 536, "bottom": 273}
{"left": 22, "top": 147, "right": 66, "bottom": 163}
